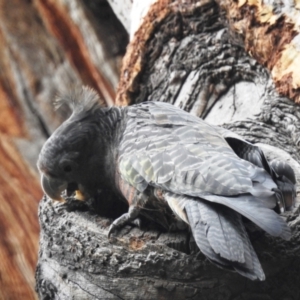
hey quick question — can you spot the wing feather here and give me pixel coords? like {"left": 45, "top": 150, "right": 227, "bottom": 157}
{"left": 119, "top": 102, "right": 291, "bottom": 240}
{"left": 167, "top": 193, "right": 265, "bottom": 280}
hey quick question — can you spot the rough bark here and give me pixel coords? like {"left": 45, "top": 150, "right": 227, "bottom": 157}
{"left": 218, "top": 0, "right": 300, "bottom": 103}
{"left": 0, "top": 1, "right": 127, "bottom": 299}
{"left": 36, "top": 0, "right": 300, "bottom": 299}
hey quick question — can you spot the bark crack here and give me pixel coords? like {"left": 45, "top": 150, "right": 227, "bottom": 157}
{"left": 69, "top": 279, "right": 125, "bottom": 300}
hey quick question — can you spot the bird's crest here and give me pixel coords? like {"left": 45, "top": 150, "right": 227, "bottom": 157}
{"left": 55, "top": 86, "right": 102, "bottom": 114}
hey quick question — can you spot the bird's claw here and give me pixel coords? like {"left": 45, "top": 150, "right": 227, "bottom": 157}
{"left": 107, "top": 206, "right": 141, "bottom": 238}
{"left": 107, "top": 217, "right": 142, "bottom": 238}
{"left": 108, "top": 223, "right": 118, "bottom": 238}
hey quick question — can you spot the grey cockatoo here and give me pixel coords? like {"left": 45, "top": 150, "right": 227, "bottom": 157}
{"left": 37, "top": 87, "right": 296, "bottom": 280}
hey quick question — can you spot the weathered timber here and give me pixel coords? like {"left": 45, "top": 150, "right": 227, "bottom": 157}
{"left": 117, "top": 0, "right": 300, "bottom": 105}
{"left": 217, "top": 0, "right": 300, "bottom": 103}
{"left": 36, "top": 195, "right": 300, "bottom": 300}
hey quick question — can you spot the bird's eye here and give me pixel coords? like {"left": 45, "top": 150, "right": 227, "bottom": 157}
{"left": 60, "top": 159, "right": 77, "bottom": 173}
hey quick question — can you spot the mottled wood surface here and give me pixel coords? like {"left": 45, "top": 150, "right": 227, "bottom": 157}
{"left": 37, "top": 195, "right": 300, "bottom": 300}
{"left": 117, "top": 0, "right": 300, "bottom": 105}
{"left": 218, "top": 0, "right": 300, "bottom": 103}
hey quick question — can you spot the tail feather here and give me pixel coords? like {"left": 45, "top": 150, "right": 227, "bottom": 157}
{"left": 184, "top": 200, "right": 232, "bottom": 268}
{"left": 200, "top": 193, "right": 291, "bottom": 240}
{"left": 193, "top": 200, "right": 245, "bottom": 263}
{"left": 184, "top": 198, "right": 265, "bottom": 280}
{"left": 269, "top": 160, "right": 296, "bottom": 212}
{"left": 163, "top": 191, "right": 290, "bottom": 280}
{"left": 233, "top": 223, "right": 265, "bottom": 281}
{"left": 224, "top": 136, "right": 296, "bottom": 213}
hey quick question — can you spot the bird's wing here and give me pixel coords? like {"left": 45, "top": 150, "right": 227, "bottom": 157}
{"left": 119, "top": 102, "right": 275, "bottom": 196}
{"left": 216, "top": 127, "right": 272, "bottom": 172}
{"left": 216, "top": 127, "right": 296, "bottom": 211}
{"left": 118, "top": 102, "right": 290, "bottom": 239}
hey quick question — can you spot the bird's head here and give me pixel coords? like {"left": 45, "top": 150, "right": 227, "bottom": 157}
{"left": 37, "top": 87, "right": 111, "bottom": 202}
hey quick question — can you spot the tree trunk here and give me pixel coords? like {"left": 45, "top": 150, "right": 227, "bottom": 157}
{"left": 2, "top": 0, "right": 299, "bottom": 299}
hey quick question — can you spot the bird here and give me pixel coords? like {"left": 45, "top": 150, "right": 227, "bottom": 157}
{"left": 37, "top": 87, "right": 296, "bottom": 281}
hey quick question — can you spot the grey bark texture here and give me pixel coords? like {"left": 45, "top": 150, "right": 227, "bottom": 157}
{"left": 36, "top": 0, "right": 300, "bottom": 299}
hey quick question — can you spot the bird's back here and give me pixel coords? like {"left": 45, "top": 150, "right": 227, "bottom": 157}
{"left": 117, "top": 101, "right": 294, "bottom": 280}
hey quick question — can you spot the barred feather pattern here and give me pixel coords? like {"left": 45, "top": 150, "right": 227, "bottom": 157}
{"left": 217, "top": 128, "right": 296, "bottom": 211}
{"left": 119, "top": 102, "right": 280, "bottom": 197}
{"left": 183, "top": 196, "right": 265, "bottom": 280}
{"left": 117, "top": 102, "right": 294, "bottom": 279}
{"left": 119, "top": 103, "right": 277, "bottom": 197}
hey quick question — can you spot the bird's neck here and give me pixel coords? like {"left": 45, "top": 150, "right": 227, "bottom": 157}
{"left": 94, "top": 106, "right": 128, "bottom": 192}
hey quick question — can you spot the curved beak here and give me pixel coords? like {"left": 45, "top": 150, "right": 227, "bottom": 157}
{"left": 41, "top": 174, "right": 68, "bottom": 202}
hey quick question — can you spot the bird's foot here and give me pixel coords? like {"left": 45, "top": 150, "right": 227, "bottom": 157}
{"left": 108, "top": 206, "right": 141, "bottom": 238}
